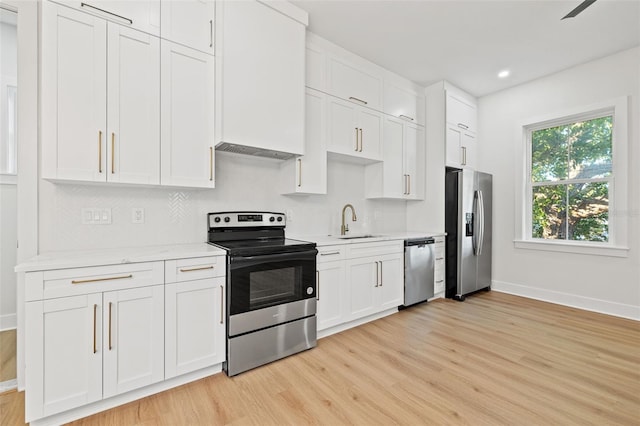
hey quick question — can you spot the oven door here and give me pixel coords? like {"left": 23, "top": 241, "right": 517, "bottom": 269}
{"left": 228, "top": 248, "right": 317, "bottom": 335}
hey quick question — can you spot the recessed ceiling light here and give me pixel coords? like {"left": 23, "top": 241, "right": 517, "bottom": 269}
{"left": 498, "top": 70, "right": 510, "bottom": 78}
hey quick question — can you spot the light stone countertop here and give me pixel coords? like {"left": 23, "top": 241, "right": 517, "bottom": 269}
{"left": 15, "top": 243, "right": 226, "bottom": 273}
{"left": 290, "top": 231, "right": 446, "bottom": 247}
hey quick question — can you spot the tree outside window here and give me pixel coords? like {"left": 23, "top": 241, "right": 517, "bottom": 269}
{"left": 530, "top": 116, "right": 612, "bottom": 242}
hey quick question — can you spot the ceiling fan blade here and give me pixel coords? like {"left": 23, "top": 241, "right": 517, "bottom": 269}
{"left": 562, "top": 0, "right": 598, "bottom": 19}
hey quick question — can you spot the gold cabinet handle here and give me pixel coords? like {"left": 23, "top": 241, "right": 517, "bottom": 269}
{"left": 98, "top": 131, "right": 103, "bottom": 173}
{"left": 404, "top": 174, "right": 408, "bottom": 195}
{"left": 348, "top": 96, "right": 367, "bottom": 105}
{"left": 457, "top": 123, "right": 469, "bottom": 130}
{"left": 111, "top": 133, "right": 115, "bottom": 174}
{"left": 379, "top": 261, "right": 383, "bottom": 286}
{"left": 462, "top": 146, "right": 467, "bottom": 166}
{"left": 354, "top": 128, "right": 359, "bottom": 152}
{"left": 209, "top": 20, "right": 213, "bottom": 48}
{"left": 316, "top": 271, "right": 320, "bottom": 301}
{"left": 209, "top": 147, "right": 213, "bottom": 181}
{"left": 108, "top": 302, "right": 113, "bottom": 350}
{"left": 72, "top": 274, "right": 133, "bottom": 284}
{"left": 399, "top": 114, "right": 414, "bottom": 121}
{"left": 374, "top": 261, "right": 379, "bottom": 287}
{"left": 320, "top": 251, "right": 340, "bottom": 256}
{"left": 297, "top": 158, "right": 302, "bottom": 187}
{"left": 81, "top": 2, "right": 133, "bottom": 24}
{"left": 407, "top": 174, "right": 411, "bottom": 195}
{"left": 93, "top": 304, "right": 97, "bottom": 354}
{"left": 358, "top": 128, "right": 363, "bottom": 152}
{"left": 179, "top": 265, "right": 214, "bottom": 273}
{"left": 220, "top": 285, "right": 224, "bottom": 324}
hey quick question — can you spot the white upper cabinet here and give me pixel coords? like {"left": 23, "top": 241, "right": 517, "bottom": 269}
{"left": 383, "top": 80, "right": 425, "bottom": 126}
{"left": 216, "top": 0, "right": 307, "bottom": 156}
{"left": 327, "top": 95, "right": 382, "bottom": 161}
{"left": 41, "top": 2, "right": 161, "bottom": 184}
{"left": 446, "top": 92, "right": 477, "bottom": 134}
{"left": 328, "top": 55, "right": 383, "bottom": 111}
{"left": 160, "top": 41, "right": 215, "bottom": 188}
{"left": 161, "top": 0, "right": 215, "bottom": 54}
{"left": 41, "top": 4, "right": 107, "bottom": 182}
{"left": 280, "top": 88, "right": 327, "bottom": 195}
{"left": 306, "top": 39, "right": 326, "bottom": 91}
{"left": 365, "top": 117, "right": 424, "bottom": 200}
{"left": 107, "top": 26, "right": 160, "bottom": 185}
{"left": 50, "top": 0, "right": 160, "bottom": 36}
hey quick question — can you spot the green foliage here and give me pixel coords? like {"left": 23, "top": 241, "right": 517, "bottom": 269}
{"left": 530, "top": 116, "right": 612, "bottom": 242}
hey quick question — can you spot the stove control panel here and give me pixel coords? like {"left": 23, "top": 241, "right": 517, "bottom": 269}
{"left": 208, "top": 211, "right": 286, "bottom": 228}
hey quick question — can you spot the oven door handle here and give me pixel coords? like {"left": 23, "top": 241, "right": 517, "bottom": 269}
{"left": 230, "top": 249, "right": 318, "bottom": 269}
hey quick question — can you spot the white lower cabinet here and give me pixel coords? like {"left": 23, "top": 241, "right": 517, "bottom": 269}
{"left": 165, "top": 270, "right": 225, "bottom": 378}
{"left": 316, "top": 240, "right": 403, "bottom": 334}
{"left": 24, "top": 255, "right": 226, "bottom": 424}
{"left": 316, "top": 260, "right": 346, "bottom": 331}
{"left": 434, "top": 237, "right": 446, "bottom": 294}
{"left": 102, "top": 286, "right": 165, "bottom": 398}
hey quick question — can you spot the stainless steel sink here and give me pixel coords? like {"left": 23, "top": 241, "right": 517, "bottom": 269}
{"left": 337, "top": 234, "right": 383, "bottom": 240}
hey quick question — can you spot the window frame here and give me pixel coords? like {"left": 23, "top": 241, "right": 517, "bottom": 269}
{"left": 515, "top": 97, "right": 629, "bottom": 258}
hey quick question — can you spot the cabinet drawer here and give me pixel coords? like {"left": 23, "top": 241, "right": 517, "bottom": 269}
{"left": 434, "top": 246, "right": 445, "bottom": 261}
{"left": 435, "top": 260, "right": 445, "bottom": 282}
{"left": 165, "top": 256, "right": 225, "bottom": 283}
{"left": 26, "top": 262, "right": 165, "bottom": 301}
{"left": 346, "top": 240, "right": 403, "bottom": 259}
{"left": 317, "top": 245, "right": 346, "bottom": 262}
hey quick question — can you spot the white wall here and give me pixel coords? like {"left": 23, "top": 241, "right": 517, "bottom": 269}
{"left": 38, "top": 153, "right": 408, "bottom": 252}
{"left": 478, "top": 47, "right": 640, "bottom": 319}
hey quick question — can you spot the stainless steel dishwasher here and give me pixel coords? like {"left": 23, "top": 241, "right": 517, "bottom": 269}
{"left": 403, "top": 237, "right": 435, "bottom": 307}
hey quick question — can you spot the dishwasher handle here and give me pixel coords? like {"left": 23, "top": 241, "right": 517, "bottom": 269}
{"left": 405, "top": 238, "right": 435, "bottom": 247}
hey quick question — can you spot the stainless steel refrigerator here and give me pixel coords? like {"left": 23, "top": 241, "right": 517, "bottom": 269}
{"left": 445, "top": 168, "right": 492, "bottom": 301}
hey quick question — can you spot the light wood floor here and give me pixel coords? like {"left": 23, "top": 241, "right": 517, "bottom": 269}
{"left": 0, "top": 329, "right": 16, "bottom": 383}
{"left": 1, "top": 292, "right": 639, "bottom": 425}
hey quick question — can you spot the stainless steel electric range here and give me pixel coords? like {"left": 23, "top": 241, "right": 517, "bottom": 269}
{"left": 207, "top": 211, "right": 317, "bottom": 376}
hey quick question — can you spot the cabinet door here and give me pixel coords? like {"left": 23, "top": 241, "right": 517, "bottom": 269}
{"left": 383, "top": 81, "right": 424, "bottom": 125}
{"left": 327, "top": 96, "right": 358, "bottom": 155}
{"left": 461, "top": 131, "right": 477, "bottom": 169}
{"left": 377, "top": 254, "right": 404, "bottom": 311}
{"left": 317, "top": 261, "right": 345, "bottom": 331}
{"left": 403, "top": 123, "right": 419, "bottom": 199}
{"left": 107, "top": 25, "right": 160, "bottom": 184}
{"left": 54, "top": 1, "right": 160, "bottom": 36}
{"left": 25, "top": 295, "right": 102, "bottom": 421}
{"left": 346, "top": 258, "right": 378, "bottom": 320}
{"left": 297, "top": 89, "right": 327, "bottom": 194}
{"left": 218, "top": 0, "right": 305, "bottom": 155}
{"left": 446, "top": 124, "right": 463, "bottom": 168}
{"left": 358, "top": 108, "right": 382, "bottom": 160}
{"left": 161, "top": 0, "right": 214, "bottom": 54}
{"left": 165, "top": 278, "right": 225, "bottom": 378}
{"left": 446, "top": 92, "right": 477, "bottom": 133}
{"left": 103, "top": 286, "right": 164, "bottom": 398}
{"left": 41, "top": 3, "right": 107, "bottom": 181}
{"left": 382, "top": 117, "right": 404, "bottom": 198}
{"left": 160, "top": 41, "right": 215, "bottom": 188}
{"left": 328, "top": 56, "right": 382, "bottom": 111}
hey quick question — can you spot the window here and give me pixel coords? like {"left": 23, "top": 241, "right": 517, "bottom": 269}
{"left": 530, "top": 115, "right": 612, "bottom": 242}
{"left": 517, "top": 97, "right": 629, "bottom": 257}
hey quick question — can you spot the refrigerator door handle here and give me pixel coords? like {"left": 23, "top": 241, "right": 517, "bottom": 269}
{"left": 472, "top": 190, "right": 479, "bottom": 255}
{"left": 477, "top": 190, "right": 485, "bottom": 256}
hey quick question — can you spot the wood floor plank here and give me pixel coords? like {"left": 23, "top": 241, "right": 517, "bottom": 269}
{"left": 1, "top": 292, "right": 638, "bottom": 425}
{"left": 0, "top": 329, "right": 16, "bottom": 383}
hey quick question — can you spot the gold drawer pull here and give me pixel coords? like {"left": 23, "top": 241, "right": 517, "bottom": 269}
{"left": 92, "top": 304, "right": 97, "bottom": 354}
{"left": 108, "top": 302, "right": 113, "bottom": 350}
{"left": 320, "top": 251, "right": 340, "bottom": 256}
{"left": 72, "top": 274, "right": 133, "bottom": 284}
{"left": 179, "top": 265, "right": 214, "bottom": 273}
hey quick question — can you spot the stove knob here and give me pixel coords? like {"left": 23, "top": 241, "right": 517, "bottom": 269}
{"left": 214, "top": 217, "right": 221, "bottom": 223}
{"left": 269, "top": 217, "right": 275, "bottom": 222}
{"left": 306, "top": 287, "right": 314, "bottom": 295}
{"left": 224, "top": 216, "right": 230, "bottom": 223}
{"left": 277, "top": 216, "right": 283, "bottom": 222}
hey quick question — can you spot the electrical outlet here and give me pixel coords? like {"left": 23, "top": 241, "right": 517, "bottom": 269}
{"left": 81, "top": 208, "right": 112, "bottom": 225}
{"left": 132, "top": 208, "right": 145, "bottom": 224}
{"left": 285, "top": 209, "right": 294, "bottom": 222}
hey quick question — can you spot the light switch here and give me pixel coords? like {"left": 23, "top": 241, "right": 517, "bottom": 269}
{"left": 132, "top": 208, "right": 145, "bottom": 224}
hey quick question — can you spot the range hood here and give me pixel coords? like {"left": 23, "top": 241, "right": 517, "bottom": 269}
{"left": 215, "top": 142, "right": 297, "bottom": 161}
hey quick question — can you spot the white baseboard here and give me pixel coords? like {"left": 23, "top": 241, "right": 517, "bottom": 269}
{"left": 0, "top": 313, "right": 16, "bottom": 331}
{"left": 318, "top": 308, "right": 399, "bottom": 339}
{"left": 492, "top": 280, "right": 640, "bottom": 321}
{"left": 0, "top": 379, "right": 17, "bottom": 393}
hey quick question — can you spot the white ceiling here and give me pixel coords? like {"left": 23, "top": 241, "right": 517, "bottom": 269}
{"left": 291, "top": 0, "right": 640, "bottom": 97}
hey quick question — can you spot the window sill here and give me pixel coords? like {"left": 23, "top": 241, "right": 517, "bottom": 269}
{"left": 514, "top": 240, "right": 629, "bottom": 258}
